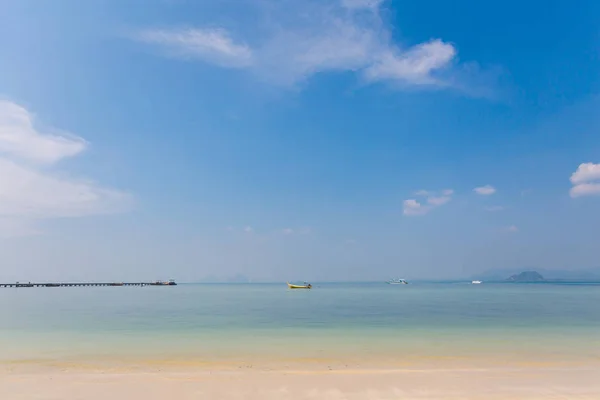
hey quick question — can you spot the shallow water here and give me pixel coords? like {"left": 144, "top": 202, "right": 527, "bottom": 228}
{"left": 1, "top": 282, "right": 599, "bottom": 363}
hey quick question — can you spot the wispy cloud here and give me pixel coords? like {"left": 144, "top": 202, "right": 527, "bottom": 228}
{"left": 473, "top": 185, "right": 496, "bottom": 195}
{"left": 227, "top": 226, "right": 311, "bottom": 236}
{"left": 404, "top": 189, "right": 453, "bottom": 216}
{"left": 280, "top": 227, "right": 311, "bottom": 235}
{"left": 0, "top": 159, "right": 130, "bottom": 219}
{"left": 341, "top": 0, "right": 383, "bottom": 10}
{"left": 135, "top": 28, "right": 253, "bottom": 68}
{"left": 0, "top": 101, "right": 86, "bottom": 164}
{"left": 427, "top": 195, "right": 451, "bottom": 206}
{"left": 363, "top": 39, "right": 456, "bottom": 86}
{"left": 132, "top": 1, "right": 499, "bottom": 94}
{"left": 570, "top": 163, "right": 600, "bottom": 198}
{"left": 0, "top": 100, "right": 131, "bottom": 235}
{"left": 506, "top": 225, "right": 518, "bottom": 233}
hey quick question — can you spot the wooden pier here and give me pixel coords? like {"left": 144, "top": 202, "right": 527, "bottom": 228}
{"left": 0, "top": 280, "right": 177, "bottom": 288}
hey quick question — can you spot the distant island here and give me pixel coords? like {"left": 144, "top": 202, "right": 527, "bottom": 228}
{"left": 473, "top": 267, "right": 600, "bottom": 282}
{"left": 506, "top": 271, "right": 545, "bottom": 282}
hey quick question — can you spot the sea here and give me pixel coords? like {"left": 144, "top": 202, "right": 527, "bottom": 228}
{"left": 1, "top": 282, "right": 599, "bottom": 367}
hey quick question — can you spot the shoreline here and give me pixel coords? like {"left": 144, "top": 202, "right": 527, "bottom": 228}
{"left": 2, "top": 350, "right": 598, "bottom": 373}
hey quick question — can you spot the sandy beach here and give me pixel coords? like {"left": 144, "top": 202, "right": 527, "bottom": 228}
{"left": 2, "top": 357, "right": 600, "bottom": 400}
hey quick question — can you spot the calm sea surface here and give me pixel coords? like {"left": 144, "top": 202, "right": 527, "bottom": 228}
{"left": 1, "top": 282, "right": 599, "bottom": 363}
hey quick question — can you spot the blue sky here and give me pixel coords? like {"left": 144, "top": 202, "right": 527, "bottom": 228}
{"left": 0, "top": 0, "right": 599, "bottom": 281}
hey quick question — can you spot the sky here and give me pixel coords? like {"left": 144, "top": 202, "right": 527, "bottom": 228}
{"left": 0, "top": 0, "right": 600, "bottom": 282}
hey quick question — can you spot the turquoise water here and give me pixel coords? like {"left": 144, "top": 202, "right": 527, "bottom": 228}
{"left": 1, "top": 282, "right": 599, "bottom": 362}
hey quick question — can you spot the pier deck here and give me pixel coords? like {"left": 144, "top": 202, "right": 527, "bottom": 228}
{"left": 0, "top": 281, "right": 177, "bottom": 288}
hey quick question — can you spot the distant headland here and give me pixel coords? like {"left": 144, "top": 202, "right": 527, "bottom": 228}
{"left": 506, "top": 271, "right": 545, "bottom": 282}
{"left": 472, "top": 267, "right": 600, "bottom": 282}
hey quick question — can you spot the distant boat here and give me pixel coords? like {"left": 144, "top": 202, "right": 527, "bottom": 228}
{"left": 287, "top": 282, "right": 312, "bottom": 289}
{"left": 387, "top": 279, "right": 408, "bottom": 285}
{"left": 472, "top": 280, "right": 482, "bottom": 284}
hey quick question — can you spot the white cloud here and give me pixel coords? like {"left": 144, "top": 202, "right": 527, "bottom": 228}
{"left": 569, "top": 163, "right": 600, "bottom": 198}
{"left": 0, "top": 100, "right": 131, "bottom": 235}
{"left": 570, "top": 163, "right": 600, "bottom": 185}
{"left": 0, "top": 101, "right": 86, "bottom": 164}
{"left": 473, "top": 185, "right": 496, "bottom": 195}
{"left": 133, "top": 1, "right": 496, "bottom": 94}
{"left": 363, "top": 40, "right": 456, "bottom": 86}
{"left": 0, "top": 159, "right": 130, "bottom": 218}
{"left": 243, "top": 226, "right": 253, "bottom": 233}
{"left": 403, "top": 199, "right": 428, "bottom": 216}
{"left": 282, "top": 228, "right": 294, "bottom": 235}
{"left": 136, "top": 28, "right": 253, "bottom": 68}
{"left": 404, "top": 188, "right": 453, "bottom": 216}
{"left": 570, "top": 182, "right": 600, "bottom": 198}
{"left": 256, "top": 17, "right": 381, "bottom": 86}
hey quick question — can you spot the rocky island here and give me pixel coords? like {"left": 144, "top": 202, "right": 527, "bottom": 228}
{"left": 507, "top": 271, "right": 545, "bottom": 282}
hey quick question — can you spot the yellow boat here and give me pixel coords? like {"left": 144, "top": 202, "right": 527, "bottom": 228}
{"left": 287, "top": 282, "right": 312, "bottom": 289}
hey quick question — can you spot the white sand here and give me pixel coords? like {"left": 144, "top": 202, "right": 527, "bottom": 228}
{"left": 1, "top": 362, "right": 600, "bottom": 399}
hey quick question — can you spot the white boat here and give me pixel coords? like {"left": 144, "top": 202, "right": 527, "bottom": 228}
{"left": 387, "top": 279, "right": 408, "bottom": 285}
{"left": 471, "top": 280, "right": 482, "bottom": 284}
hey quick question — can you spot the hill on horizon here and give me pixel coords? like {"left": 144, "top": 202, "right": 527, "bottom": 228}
{"left": 472, "top": 268, "right": 600, "bottom": 281}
